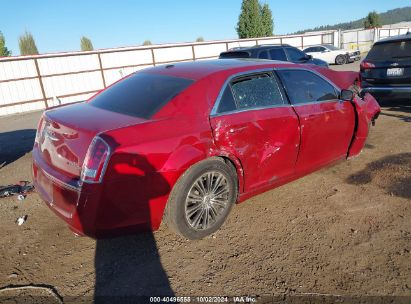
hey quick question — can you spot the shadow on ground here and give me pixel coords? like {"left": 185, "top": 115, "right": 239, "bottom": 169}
{"left": 0, "top": 129, "right": 36, "bottom": 168}
{"left": 346, "top": 153, "right": 411, "bottom": 199}
{"left": 94, "top": 233, "right": 174, "bottom": 303}
{"left": 379, "top": 100, "right": 411, "bottom": 123}
{"left": 89, "top": 147, "right": 174, "bottom": 302}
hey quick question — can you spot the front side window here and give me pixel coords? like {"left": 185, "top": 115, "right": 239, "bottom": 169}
{"left": 285, "top": 48, "right": 306, "bottom": 62}
{"left": 90, "top": 72, "right": 194, "bottom": 118}
{"left": 305, "top": 47, "right": 315, "bottom": 53}
{"left": 231, "top": 73, "right": 285, "bottom": 109}
{"left": 277, "top": 70, "right": 338, "bottom": 104}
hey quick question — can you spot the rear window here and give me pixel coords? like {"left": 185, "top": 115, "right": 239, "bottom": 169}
{"left": 368, "top": 40, "right": 411, "bottom": 61}
{"left": 90, "top": 73, "right": 194, "bottom": 119}
{"left": 219, "top": 51, "right": 250, "bottom": 59}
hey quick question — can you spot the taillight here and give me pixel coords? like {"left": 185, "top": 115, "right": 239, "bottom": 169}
{"left": 360, "top": 61, "right": 375, "bottom": 70}
{"left": 35, "top": 116, "right": 45, "bottom": 144}
{"left": 81, "top": 136, "right": 111, "bottom": 183}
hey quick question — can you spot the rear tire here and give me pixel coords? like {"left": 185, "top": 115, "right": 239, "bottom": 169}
{"left": 335, "top": 55, "right": 346, "bottom": 65}
{"left": 165, "top": 158, "right": 237, "bottom": 239}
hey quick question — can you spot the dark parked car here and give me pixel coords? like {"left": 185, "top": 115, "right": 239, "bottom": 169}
{"left": 219, "top": 44, "right": 329, "bottom": 67}
{"left": 33, "top": 59, "right": 379, "bottom": 240}
{"left": 360, "top": 32, "right": 411, "bottom": 101}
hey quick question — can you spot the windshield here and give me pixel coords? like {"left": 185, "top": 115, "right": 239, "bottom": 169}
{"left": 367, "top": 40, "right": 411, "bottom": 61}
{"left": 90, "top": 72, "right": 194, "bottom": 119}
{"left": 325, "top": 45, "right": 339, "bottom": 51}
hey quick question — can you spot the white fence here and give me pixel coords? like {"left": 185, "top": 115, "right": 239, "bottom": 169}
{"left": 341, "top": 27, "right": 411, "bottom": 52}
{"left": 0, "top": 25, "right": 409, "bottom": 117}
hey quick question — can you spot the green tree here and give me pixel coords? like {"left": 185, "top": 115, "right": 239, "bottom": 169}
{"left": 142, "top": 40, "right": 152, "bottom": 46}
{"left": 196, "top": 36, "right": 205, "bottom": 42}
{"left": 363, "top": 11, "right": 381, "bottom": 29}
{"left": 0, "top": 31, "right": 11, "bottom": 56}
{"left": 261, "top": 3, "right": 274, "bottom": 36}
{"left": 236, "top": 0, "right": 263, "bottom": 38}
{"left": 80, "top": 36, "right": 94, "bottom": 51}
{"left": 19, "top": 31, "right": 39, "bottom": 55}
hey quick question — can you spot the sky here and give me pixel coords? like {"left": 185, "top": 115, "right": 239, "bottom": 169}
{"left": 1, "top": 0, "right": 410, "bottom": 55}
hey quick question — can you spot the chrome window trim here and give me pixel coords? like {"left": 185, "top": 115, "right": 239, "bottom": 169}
{"left": 210, "top": 68, "right": 289, "bottom": 117}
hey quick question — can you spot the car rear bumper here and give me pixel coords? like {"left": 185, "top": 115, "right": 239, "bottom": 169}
{"left": 361, "top": 86, "right": 411, "bottom": 99}
{"left": 348, "top": 54, "right": 361, "bottom": 62}
{"left": 32, "top": 145, "right": 178, "bottom": 238}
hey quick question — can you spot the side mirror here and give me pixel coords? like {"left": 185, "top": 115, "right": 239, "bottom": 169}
{"left": 301, "top": 54, "right": 312, "bottom": 61}
{"left": 340, "top": 89, "right": 354, "bottom": 101}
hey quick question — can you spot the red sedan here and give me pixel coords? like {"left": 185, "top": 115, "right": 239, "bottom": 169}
{"left": 32, "top": 59, "right": 380, "bottom": 239}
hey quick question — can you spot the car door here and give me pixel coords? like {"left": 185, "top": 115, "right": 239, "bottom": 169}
{"left": 276, "top": 68, "right": 356, "bottom": 175}
{"left": 210, "top": 71, "right": 300, "bottom": 192}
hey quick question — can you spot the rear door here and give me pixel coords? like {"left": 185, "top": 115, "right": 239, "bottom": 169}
{"left": 277, "top": 69, "right": 356, "bottom": 174}
{"left": 210, "top": 71, "right": 300, "bottom": 192}
{"left": 362, "top": 39, "right": 411, "bottom": 86}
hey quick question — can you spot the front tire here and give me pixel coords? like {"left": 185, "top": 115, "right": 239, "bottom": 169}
{"left": 165, "top": 158, "right": 237, "bottom": 239}
{"left": 335, "top": 55, "right": 346, "bottom": 65}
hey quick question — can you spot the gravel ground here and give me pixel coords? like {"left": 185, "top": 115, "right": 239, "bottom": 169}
{"left": 0, "top": 61, "right": 410, "bottom": 303}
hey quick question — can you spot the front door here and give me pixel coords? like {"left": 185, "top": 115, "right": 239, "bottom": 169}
{"left": 277, "top": 69, "right": 356, "bottom": 174}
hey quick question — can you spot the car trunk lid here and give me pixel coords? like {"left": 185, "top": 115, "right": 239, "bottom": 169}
{"left": 38, "top": 102, "right": 146, "bottom": 178}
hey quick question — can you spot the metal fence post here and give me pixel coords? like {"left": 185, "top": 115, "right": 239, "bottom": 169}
{"left": 34, "top": 58, "right": 48, "bottom": 109}
{"left": 97, "top": 53, "right": 106, "bottom": 88}
{"left": 151, "top": 48, "right": 156, "bottom": 66}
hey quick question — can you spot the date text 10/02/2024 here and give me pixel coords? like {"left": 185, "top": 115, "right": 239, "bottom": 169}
{"left": 149, "top": 296, "right": 257, "bottom": 303}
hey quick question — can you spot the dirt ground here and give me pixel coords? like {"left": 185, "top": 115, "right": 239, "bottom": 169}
{"left": 0, "top": 61, "right": 410, "bottom": 303}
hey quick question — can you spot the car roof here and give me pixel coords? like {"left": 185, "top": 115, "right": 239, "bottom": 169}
{"left": 375, "top": 32, "right": 411, "bottom": 44}
{"left": 143, "top": 59, "right": 296, "bottom": 80}
{"left": 224, "top": 44, "right": 291, "bottom": 52}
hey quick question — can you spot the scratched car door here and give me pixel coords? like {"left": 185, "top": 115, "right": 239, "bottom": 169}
{"left": 277, "top": 69, "right": 355, "bottom": 175}
{"left": 209, "top": 72, "right": 300, "bottom": 192}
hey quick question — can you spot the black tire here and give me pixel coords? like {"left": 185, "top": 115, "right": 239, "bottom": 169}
{"left": 335, "top": 55, "right": 346, "bottom": 65}
{"left": 165, "top": 157, "right": 237, "bottom": 239}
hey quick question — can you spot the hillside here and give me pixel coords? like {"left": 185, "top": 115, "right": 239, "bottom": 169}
{"left": 293, "top": 6, "right": 411, "bottom": 34}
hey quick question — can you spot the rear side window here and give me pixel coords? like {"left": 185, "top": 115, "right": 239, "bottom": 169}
{"left": 278, "top": 70, "right": 338, "bottom": 104}
{"left": 231, "top": 74, "right": 286, "bottom": 109}
{"left": 367, "top": 41, "right": 411, "bottom": 61}
{"left": 217, "top": 86, "right": 237, "bottom": 113}
{"left": 90, "top": 73, "right": 193, "bottom": 119}
{"left": 219, "top": 51, "right": 250, "bottom": 59}
{"left": 258, "top": 50, "right": 269, "bottom": 59}
{"left": 269, "top": 48, "right": 287, "bottom": 61}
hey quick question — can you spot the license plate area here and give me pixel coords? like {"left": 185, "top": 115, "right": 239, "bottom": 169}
{"left": 387, "top": 68, "right": 404, "bottom": 77}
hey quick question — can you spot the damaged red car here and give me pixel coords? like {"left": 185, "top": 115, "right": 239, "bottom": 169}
{"left": 32, "top": 59, "right": 380, "bottom": 239}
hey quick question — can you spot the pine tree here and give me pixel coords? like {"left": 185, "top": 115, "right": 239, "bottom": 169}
{"left": 0, "top": 31, "right": 11, "bottom": 56}
{"left": 142, "top": 40, "right": 152, "bottom": 46}
{"left": 80, "top": 36, "right": 94, "bottom": 51}
{"left": 19, "top": 31, "right": 39, "bottom": 55}
{"left": 236, "top": 0, "right": 264, "bottom": 38}
{"left": 363, "top": 11, "right": 381, "bottom": 29}
{"left": 196, "top": 36, "right": 205, "bottom": 42}
{"left": 261, "top": 3, "right": 274, "bottom": 36}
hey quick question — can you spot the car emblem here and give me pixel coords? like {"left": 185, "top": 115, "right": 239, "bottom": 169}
{"left": 390, "top": 63, "right": 399, "bottom": 67}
